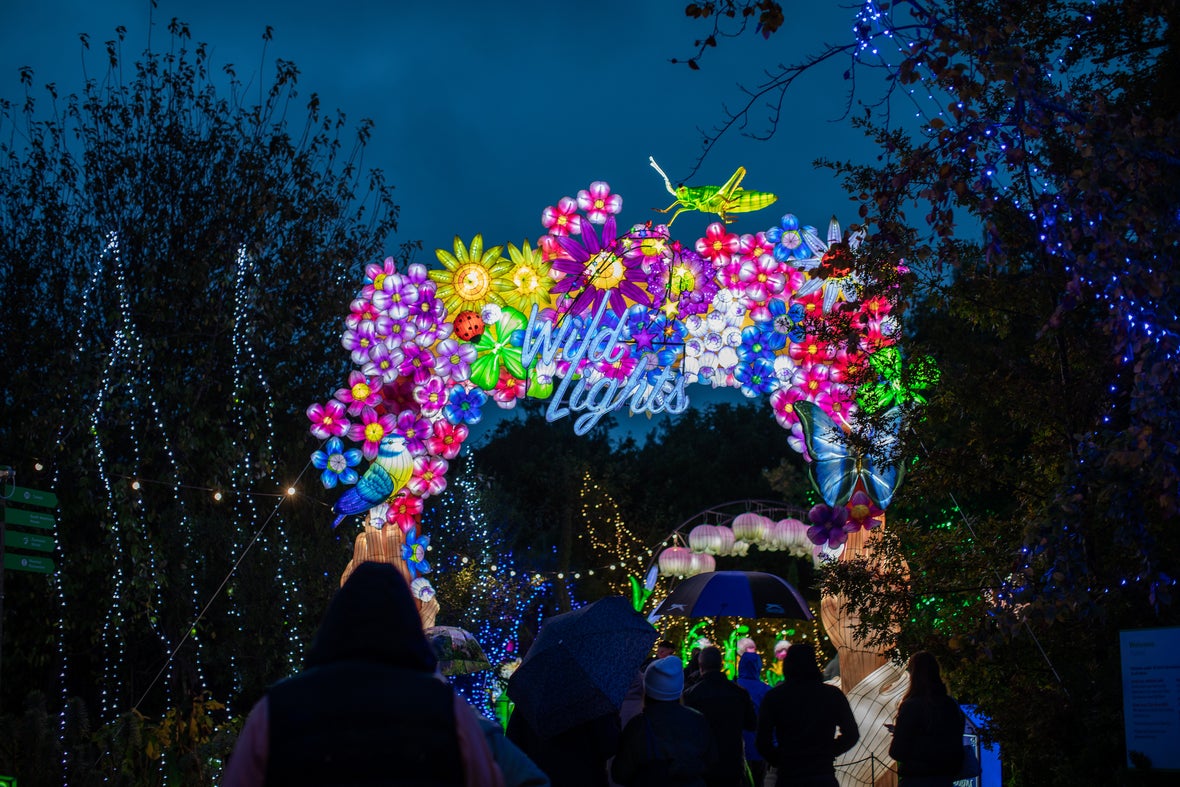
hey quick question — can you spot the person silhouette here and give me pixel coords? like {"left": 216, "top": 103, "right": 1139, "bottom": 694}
{"left": 888, "top": 651, "right": 967, "bottom": 787}
{"left": 735, "top": 651, "right": 773, "bottom": 787}
{"left": 756, "top": 643, "right": 859, "bottom": 787}
{"left": 612, "top": 656, "right": 717, "bottom": 787}
{"left": 222, "top": 561, "right": 503, "bottom": 786}
{"left": 684, "top": 646, "right": 757, "bottom": 787}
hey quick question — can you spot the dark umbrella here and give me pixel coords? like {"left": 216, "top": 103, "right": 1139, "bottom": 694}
{"left": 652, "top": 570, "right": 814, "bottom": 620}
{"left": 507, "top": 595, "right": 657, "bottom": 738}
{"left": 425, "top": 625, "right": 491, "bottom": 676}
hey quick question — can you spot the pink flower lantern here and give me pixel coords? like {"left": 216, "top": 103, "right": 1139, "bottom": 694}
{"left": 714, "top": 525, "right": 736, "bottom": 556}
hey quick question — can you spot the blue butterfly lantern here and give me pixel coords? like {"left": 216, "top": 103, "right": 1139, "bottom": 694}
{"left": 795, "top": 400, "right": 905, "bottom": 510}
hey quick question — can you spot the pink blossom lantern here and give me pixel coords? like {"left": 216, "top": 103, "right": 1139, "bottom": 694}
{"left": 689, "top": 524, "right": 722, "bottom": 555}
{"left": 689, "top": 552, "right": 716, "bottom": 576}
{"left": 658, "top": 546, "right": 695, "bottom": 577}
{"left": 778, "top": 518, "right": 812, "bottom": 558}
{"left": 731, "top": 512, "right": 769, "bottom": 543}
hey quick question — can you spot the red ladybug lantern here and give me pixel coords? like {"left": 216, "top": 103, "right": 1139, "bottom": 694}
{"left": 453, "top": 311, "right": 485, "bottom": 341}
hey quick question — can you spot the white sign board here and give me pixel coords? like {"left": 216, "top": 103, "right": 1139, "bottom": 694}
{"left": 1120, "top": 626, "right": 1180, "bottom": 771}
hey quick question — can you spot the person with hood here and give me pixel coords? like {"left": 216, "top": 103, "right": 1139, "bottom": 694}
{"left": 611, "top": 656, "right": 717, "bottom": 787}
{"left": 683, "top": 646, "right": 757, "bottom": 787}
{"left": 756, "top": 643, "right": 859, "bottom": 787}
{"left": 735, "top": 651, "right": 772, "bottom": 787}
{"left": 222, "top": 561, "right": 503, "bottom": 787}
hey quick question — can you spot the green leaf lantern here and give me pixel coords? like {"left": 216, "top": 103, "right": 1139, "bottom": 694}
{"left": 857, "top": 346, "right": 939, "bottom": 413}
{"left": 470, "top": 306, "right": 528, "bottom": 390}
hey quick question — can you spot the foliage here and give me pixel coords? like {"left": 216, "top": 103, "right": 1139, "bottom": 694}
{"left": 683, "top": 0, "right": 1180, "bottom": 783}
{"left": 469, "top": 399, "right": 816, "bottom": 611}
{"left": 471, "top": 404, "right": 627, "bottom": 610}
{"left": 0, "top": 16, "right": 399, "bottom": 779}
{"left": 630, "top": 401, "right": 811, "bottom": 552}
{"left": 0, "top": 692, "right": 240, "bottom": 787}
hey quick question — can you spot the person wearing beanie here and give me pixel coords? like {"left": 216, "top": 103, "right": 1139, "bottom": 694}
{"left": 756, "top": 643, "right": 859, "bottom": 787}
{"left": 644, "top": 655, "right": 685, "bottom": 700}
{"left": 223, "top": 561, "right": 504, "bottom": 786}
{"left": 612, "top": 656, "right": 718, "bottom": 787}
{"left": 684, "top": 646, "right": 757, "bottom": 787}
{"left": 735, "top": 651, "right": 773, "bottom": 787}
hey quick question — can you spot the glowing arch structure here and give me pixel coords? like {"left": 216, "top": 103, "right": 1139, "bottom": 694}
{"left": 307, "top": 171, "right": 928, "bottom": 610}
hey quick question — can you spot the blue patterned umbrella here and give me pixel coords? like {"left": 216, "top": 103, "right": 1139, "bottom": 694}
{"left": 507, "top": 596, "right": 657, "bottom": 738}
{"left": 653, "top": 570, "right": 813, "bottom": 619}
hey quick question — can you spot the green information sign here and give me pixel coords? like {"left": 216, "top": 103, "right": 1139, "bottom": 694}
{"left": 4, "top": 486, "right": 57, "bottom": 508}
{"left": 3, "top": 507, "right": 54, "bottom": 530}
{"left": 4, "top": 530, "right": 54, "bottom": 553}
{"left": 0, "top": 773, "right": 17, "bottom": 787}
{"left": 3, "top": 553, "right": 55, "bottom": 574}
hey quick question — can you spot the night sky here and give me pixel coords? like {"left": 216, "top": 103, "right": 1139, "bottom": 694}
{"left": 3, "top": 0, "right": 888, "bottom": 439}
{"left": 3, "top": 1, "right": 885, "bottom": 250}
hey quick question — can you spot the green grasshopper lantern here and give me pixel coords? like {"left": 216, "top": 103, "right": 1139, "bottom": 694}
{"left": 649, "top": 156, "right": 778, "bottom": 226}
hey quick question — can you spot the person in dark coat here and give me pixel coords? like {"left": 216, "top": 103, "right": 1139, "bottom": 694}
{"left": 506, "top": 702, "right": 619, "bottom": 787}
{"left": 683, "top": 646, "right": 704, "bottom": 691}
{"left": 684, "top": 646, "right": 757, "bottom": 787}
{"left": 222, "top": 561, "right": 502, "bottom": 787}
{"left": 888, "top": 651, "right": 966, "bottom": 787}
{"left": 735, "top": 651, "right": 773, "bottom": 787}
{"left": 756, "top": 643, "right": 859, "bottom": 787}
{"left": 612, "top": 656, "right": 718, "bottom": 787}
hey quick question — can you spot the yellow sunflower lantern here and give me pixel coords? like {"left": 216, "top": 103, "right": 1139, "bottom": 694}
{"left": 429, "top": 235, "right": 514, "bottom": 318}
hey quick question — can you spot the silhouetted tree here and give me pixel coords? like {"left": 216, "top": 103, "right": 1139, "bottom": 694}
{"left": 0, "top": 18, "right": 403, "bottom": 782}
{"left": 680, "top": 2, "right": 1179, "bottom": 782}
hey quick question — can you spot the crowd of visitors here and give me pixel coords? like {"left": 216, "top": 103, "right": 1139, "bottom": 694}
{"left": 222, "top": 566, "right": 964, "bottom": 787}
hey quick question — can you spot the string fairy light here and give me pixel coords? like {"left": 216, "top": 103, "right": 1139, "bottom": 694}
{"left": 577, "top": 471, "right": 651, "bottom": 590}
{"left": 46, "top": 230, "right": 121, "bottom": 781}
{"left": 423, "top": 466, "right": 554, "bottom": 716}
{"left": 40, "top": 229, "right": 328, "bottom": 787}
{"left": 88, "top": 232, "right": 177, "bottom": 719}
{"left": 843, "top": 0, "right": 1178, "bottom": 631}
{"left": 129, "top": 459, "right": 314, "bottom": 717}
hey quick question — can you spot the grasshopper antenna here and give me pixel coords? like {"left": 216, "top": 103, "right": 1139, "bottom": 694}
{"left": 649, "top": 156, "right": 676, "bottom": 196}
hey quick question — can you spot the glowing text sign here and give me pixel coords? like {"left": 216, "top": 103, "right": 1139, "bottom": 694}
{"left": 520, "top": 300, "right": 689, "bottom": 435}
